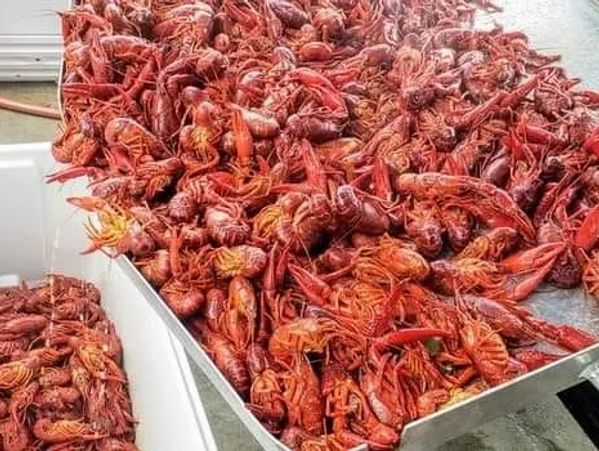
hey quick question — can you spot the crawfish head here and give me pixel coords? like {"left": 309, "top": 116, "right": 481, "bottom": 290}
{"left": 136, "top": 249, "right": 172, "bottom": 288}
{"left": 248, "top": 369, "right": 286, "bottom": 423}
{"left": 205, "top": 205, "right": 251, "bottom": 246}
{"left": 212, "top": 245, "right": 267, "bottom": 279}
{"left": 457, "top": 227, "right": 519, "bottom": 262}
{"left": 9, "top": 381, "right": 39, "bottom": 422}
{"left": 167, "top": 191, "right": 199, "bottom": 223}
{"left": 267, "top": 0, "right": 309, "bottom": 28}
{"left": 0, "top": 356, "right": 40, "bottom": 390}
{"left": 549, "top": 248, "right": 582, "bottom": 288}
{"left": 402, "top": 84, "right": 436, "bottom": 111}
{"left": 460, "top": 319, "right": 509, "bottom": 386}
{"left": 366, "top": 238, "right": 430, "bottom": 282}
{"left": 0, "top": 418, "right": 32, "bottom": 450}
{"left": 246, "top": 343, "right": 271, "bottom": 379}
{"left": 440, "top": 207, "right": 472, "bottom": 252}
{"left": 335, "top": 185, "right": 362, "bottom": 221}
{"left": 160, "top": 280, "right": 205, "bottom": 319}
{"left": 71, "top": 339, "right": 125, "bottom": 382}
{"left": 228, "top": 276, "right": 257, "bottom": 322}
{"left": 32, "top": 418, "right": 103, "bottom": 443}
{"left": 268, "top": 318, "right": 337, "bottom": 362}
{"left": 405, "top": 202, "right": 444, "bottom": 258}
{"left": 430, "top": 258, "right": 503, "bottom": 294}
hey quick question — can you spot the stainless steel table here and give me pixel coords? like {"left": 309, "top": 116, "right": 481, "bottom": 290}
{"left": 187, "top": 1, "right": 599, "bottom": 449}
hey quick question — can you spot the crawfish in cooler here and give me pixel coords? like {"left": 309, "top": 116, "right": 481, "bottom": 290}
{"left": 0, "top": 276, "right": 136, "bottom": 447}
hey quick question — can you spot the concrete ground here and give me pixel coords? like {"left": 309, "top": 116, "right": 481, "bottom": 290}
{"left": 0, "top": 82, "right": 595, "bottom": 451}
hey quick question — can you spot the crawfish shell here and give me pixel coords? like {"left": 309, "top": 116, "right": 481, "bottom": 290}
{"left": 377, "top": 246, "right": 430, "bottom": 280}
{"left": 160, "top": 283, "right": 205, "bottom": 319}
{"left": 267, "top": 0, "right": 308, "bottom": 28}
{"left": 121, "top": 223, "right": 156, "bottom": 257}
{"left": 168, "top": 192, "right": 199, "bottom": 223}
{"left": 213, "top": 245, "right": 268, "bottom": 279}
{"left": 137, "top": 250, "right": 171, "bottom": 287}
{"left": 205, "top": 207, "right": 251, "bottom": 246}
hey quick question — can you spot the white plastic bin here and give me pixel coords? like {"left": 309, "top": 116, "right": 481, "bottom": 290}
{"left": 0, "top": 1, "right": 67, "bottom": 81}
{"left": 0, "top": 142, "right": 217, "bottom": 451}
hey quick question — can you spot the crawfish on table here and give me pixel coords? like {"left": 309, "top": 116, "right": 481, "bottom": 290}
{"left": 50, "top": 0, "right": 599, "bottom": 449}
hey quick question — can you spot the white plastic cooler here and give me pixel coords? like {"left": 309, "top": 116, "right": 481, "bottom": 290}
{"left": 0, "top": 142, "right": 217, "bottom": 451}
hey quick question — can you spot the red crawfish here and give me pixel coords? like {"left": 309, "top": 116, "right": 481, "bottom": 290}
{"left": 417, "top": 389, "right": 451, "bottom": 417}
{"left": 104, "top": 117, "right": 169, "bottom": 161}
{"left": 484, "top": 242, "right": 567, "bottom": 301}
{"left": 51, "top": 120, "right": 99, "bottom": 166}
{"left": 246, "top": 343, "right": 272, "bottom": 380}
{"left": 0, "top": 338, "right": 31, "bottom": 359}
{"left": 510, "top": 349, "right": 562, "bottom": 371}
{"left": 266, "top": 0, "right": 309, "bottom": 29}
{"left": 222, "top": 277, "right": 257, "bottom": 350}
{"left": 68, "top": 197, "right": 155, "bottom": 257}
{"left": 205, "top": 204, "right": 251, "bottom": 246}
{"left": 179, "top": 124, "right": 220, "bottom": 173}
{"left": 334, "top": 185, "right": 391, "bottom": 235}
{"left": 459, "top": 294, "right": 538, "bottom": 343}
{"left": 0, "top": 315, "right": 47, "bottom": 338}
{"left": 136, "top": 249, "right": 172, "bottom": 288}
{"left": 323, "top": 362, "right": 399, "bottom": 449}
{"left": 0, "top": 418, "right": 32, "bottom": 451}
{"left": 160, "top": 279, "right": 205, "bottom": 319}
{"left": 212, "top": 245, "right": 267, "bottom": 279}
{"left": 456, "top": 227, "right": 519, "bottom": 262}
{"left": 203, "top": 288, "right": 227, "bottom": 332}
{"left": 9, "top": 381, "right": 39, "bottom": 424}
{"left": 268, "top": 318, "right": 344, "bottom": 363}
{"left": 395, "top": 173, "right": 536, "bottom": 242}
{"left": 359, "top": 356, "right": 404, "bottom": 429}
{"left": 132, "top": 157, "right": 184, "bottom": 200}
{"left": 523, "top": 317, "right": 597, "bottom": 353}
{"left": 430, "top": 258, "right": 504, "bottom": 295}
{"left": 69, "top": 338, "right": 126, "bottom": 382}
{"left": 281, "top": 355, "right": 324, "bottom": 436}
{"left": 404, "top": 200, "right": 444, "bottom": 258}
{"left": 237, "top": 106, "right": 281, "bottom": 139}
{"left": 246, "top": 344, "right": 286, "bottom": 427}
{"left": 38, "top": 367, "right": 72, "bottom": 388}
{"left": 200, "top": 325, "right": 250, "bottom": 396}
{"left": 231, "top": 109, "right": 254, "bottom": 170}
{"left": 353, "top": 237, "right": 430, "bottom": 287}
{"left": 0, "top": 356, "right": 40, "bottom": 390}
{"left": 440, "top": 206, "right": 473, "bottom": 252}
{"left": 460, "top": 318, "right": 510, "bottom": 386}
{"left": 313, "top": 7, "right": 345, "bottom": 41}
{"left": 34, "top": 387, "right": 81, "bottom": 414}
{"left": 32, "top": 418, "right": 105, "bottom": 443}
{"left": 41, "top": 274, "right": 101, "bottom": 304}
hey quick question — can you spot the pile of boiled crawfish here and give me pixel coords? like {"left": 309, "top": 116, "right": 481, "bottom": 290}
{"left": 51, "top": 0, "right": 599, "bottom": 449}
{"left": 0, "top": 275, "right": 136, "bottom": 451}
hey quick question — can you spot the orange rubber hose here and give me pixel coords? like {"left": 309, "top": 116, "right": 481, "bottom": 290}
{"left": 0, "top": 95, "right": 61, "bottom": 120}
